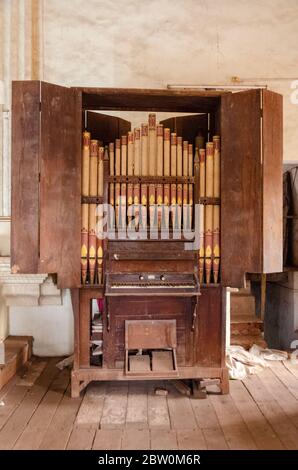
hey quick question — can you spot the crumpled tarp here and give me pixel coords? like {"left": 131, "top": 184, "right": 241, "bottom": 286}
{"left": 226, "top": 344, "right": 289, "bottom": 380}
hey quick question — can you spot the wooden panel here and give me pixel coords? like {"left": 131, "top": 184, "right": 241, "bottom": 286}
{"left": 115, "top": 329, "right": 186, "bottom": 361}
{"left": 110, "top": 260, "right": 194, "bottom": 273}
{"left": 11, "top": 81, "right": 40, "bottom": 274}
{"left": 160, "top": 114, "right": 208, "bottom": 143}
{"left": 39, "top": 82, "right": 81, "bottom": 288}
{"left": 221, "top": 90, "right": 262, "bottom": 287}
{"left": 125, "top": 320, "right": 177, "bottom": 349}
{"left": 108, "top": 240, "right": 190, "bottom": 253}
{"left": 79, "top": 88, "right": 222, "bottom": 113}
{"left": 104, "top": 297, "right": 192, "bottom": 368}
{"left": 262, "top": 90, "right": 283, "bottom": 272}
{"left": 195, "top": 286, "right": 222, "bottom": 367}
{"left": 86, "top": 111, "right": 131, "bottom": 145}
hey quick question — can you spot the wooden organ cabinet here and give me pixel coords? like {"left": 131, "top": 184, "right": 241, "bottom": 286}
{"left": 11, "top": 83, "right": 283, "bottom": 397}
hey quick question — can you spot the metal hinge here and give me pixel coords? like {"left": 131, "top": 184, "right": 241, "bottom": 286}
{"left": 39, "top": 102, "right": 42, "bottom": 112}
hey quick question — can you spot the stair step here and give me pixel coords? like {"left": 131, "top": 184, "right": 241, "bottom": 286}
{"left": 231, "top": 314, "right": 263, "bottom": 338}
{"left": 231, "top": 326, "right": 263, "bottom": 337}
{"left": 229, "top": 282, "right": 264, "bottom": 350}
{"left": 231, "top": 295, "right": 256, "bottom": 317}
{"left": 231, "top": 314, "right": 263, "bottom": 324}
{"left": 230, "top": 334, "right": 267, "bottom": 350}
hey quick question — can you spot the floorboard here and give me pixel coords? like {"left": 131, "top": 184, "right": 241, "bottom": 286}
{"left": 176, "top": 429, "right": 207, "bottom": 450}
{"left": 229, "top": 380, "right": 284, "bottom": 449}
{"left": 167, "top": 383, "right": 197, "bottom": 430}
{"left": 257, "top": 368, "right": 298, "bottom": 429}
{"left": 93, "top": 429, "right": 122, "bottom": 450}
{"left": 243, "top": 374, "right": 298, "bottom": 450}
{"left": 150, "top": 429, "right": 178, "bottom": 450}
{"left": 209, "top": 393, "right": 257, "bottom": 449}
{"left": 125, "top": 382, "right": 148, "bottom": 429}
{"left": 13, "top": 369, "right": 70, "bottom": 449}
{"left": 39, "top": 384, "right": 83, "bottom": 450}
{"left": 100, "top": 382, "right": 128, "bottom": 429}
{"left": 190, "top": 396, "right": 228, "bottom": 449}
{"left": 122, "top": 429, "right": 150, "bottom": 450}
{"left": 283, "top": 360, "right": 298, "bottom": 379}
{"left": 0, "top": 358, "right": 60, "bottom": 450}
{"left": 147, "top": 381, "right": 171, "bottom": 429}
{"left": 269, "top": 362, "right": 298, "bottom": 400}
{"left": 0, "top": 357, "right": 297, "bottom": 450}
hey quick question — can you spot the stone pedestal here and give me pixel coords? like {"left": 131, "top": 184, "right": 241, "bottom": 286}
{"left": 0, "top": 257, "right": 62, "bottom": 307}
{"left": 0, "top": 256, "right": 62, "bottom": 363}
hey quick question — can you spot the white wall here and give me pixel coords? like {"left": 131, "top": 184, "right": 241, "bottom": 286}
{"left": 2, "top": 0, "right": 298, "bottom": 355}
{"left": 42, "top": 0, "right": 298, "bottom": 162}
{"left": 9, "top": 289, "right": 74, "bottom": 356}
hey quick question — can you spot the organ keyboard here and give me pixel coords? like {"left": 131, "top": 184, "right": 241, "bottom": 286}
{"left": 105, "top": 272, "right": 200, "bottom": 296}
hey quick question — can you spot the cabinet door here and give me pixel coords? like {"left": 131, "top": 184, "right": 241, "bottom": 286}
{"left": 160, "top": 113, "right": 208, "bottom": 143}
{"left": 11, "top": 81, "right": 82, "bottom": 288}
{"left": 262, "top": 90, "right": 283, "bottom": 272}
{"left": 221, "top": 89, "right": 283, "bottom": 287}
{"left": 11, "top": 81, "right": 40, "bottom": 274}
{"left": 86, "top": 111, "right": 131, "bottom": 143}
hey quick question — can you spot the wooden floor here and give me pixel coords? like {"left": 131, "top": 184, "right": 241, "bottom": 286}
{"left": 0, "top": 357, "right": 298, "bottom": 450}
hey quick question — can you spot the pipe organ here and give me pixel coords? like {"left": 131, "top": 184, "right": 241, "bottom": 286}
{"left": 11, "top": 83, "right": 283, "bottom": 397}
{"left": 81, "top": 113, "right": 221, "bottom": 288}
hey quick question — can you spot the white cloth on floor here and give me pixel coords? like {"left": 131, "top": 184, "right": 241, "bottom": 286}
{"left": 226, "top": 344, "right": 288, "bottom": 380}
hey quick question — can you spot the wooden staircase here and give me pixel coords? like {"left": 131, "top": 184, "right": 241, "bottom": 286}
{"left": 230, "top": 282, "right": 267, "bottom": 349}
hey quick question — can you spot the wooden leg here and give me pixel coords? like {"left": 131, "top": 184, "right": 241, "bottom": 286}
{"left": 71, "top": 371, "right": 80, "bottom": 398}
{"left": 221, "top": 368, "right": 229, "bottom": 394}
{"left": 192, "top": 380, "right": 207, "bottom": 399}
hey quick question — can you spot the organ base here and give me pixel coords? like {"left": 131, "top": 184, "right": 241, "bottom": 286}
{"left": 71, "top": 364, "right": 229, "bottom": 398}
{"left": 70, "top": 283, "right": 228, "bottom": 397}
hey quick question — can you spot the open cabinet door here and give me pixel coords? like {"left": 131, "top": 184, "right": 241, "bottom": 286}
{"left": 86, "top": 111, "right": 131, "bottom": 143}
{"left": 262, "top": 90, "right": 283, "bottom": 273}
{"left": 11, "top": 81, "right": 40, "bottom": 274}
{"left": 11, "top": 81, "right": 82, "bottom": 288}
{"left": 221, "top": 89, "right": 282, "bottom": 287}
{"left": 160, "top": 114, "right": 208, "bottom": 143}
